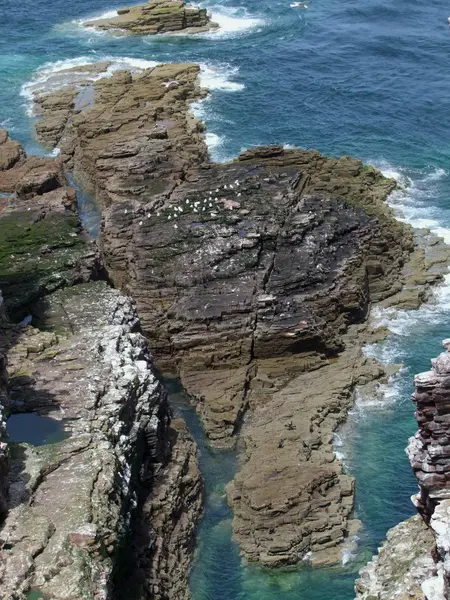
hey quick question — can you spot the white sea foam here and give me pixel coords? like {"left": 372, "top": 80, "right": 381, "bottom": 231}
{"left": 205, "top": 5, "right": 264, "bottom": 38}
{"left": 362, "top": 160, "right": 450, "bottom": 338}
{"left": 341, "top": 534, "right": 360, "bottom": 566}
{"left": 199, "top": 63, "right": 244, "bottom": 92}
{"left": 76, "top": 9, "right": 119, "bottom": 25}
{"left": 20, "top": 56, "right": 159, "bottom": 115}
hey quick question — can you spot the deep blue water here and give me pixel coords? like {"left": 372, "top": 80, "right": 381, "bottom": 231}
{"left": 1, "top": 0, "right": 450, "bottom": 597}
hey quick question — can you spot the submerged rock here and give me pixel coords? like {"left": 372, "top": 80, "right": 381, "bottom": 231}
{"left": 84, "top": 0, "right": 219, "bottom": 35}
{"left": 30, "top": 62, "right": 450, "bottom": 569}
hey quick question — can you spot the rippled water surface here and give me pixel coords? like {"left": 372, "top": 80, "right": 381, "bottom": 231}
{"left": 1, "top": 0, "right": 450, "bottom": 597}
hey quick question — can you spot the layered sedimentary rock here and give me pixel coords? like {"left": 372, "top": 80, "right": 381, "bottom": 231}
{"left": 30, "top": 62, "right": 450, "bottom": 567}
{"left": 0, "top": 129, "right": 102, "bottom": 317}
{"left": 0, "top": 132, "right": 203, "bottom": 598}
{"left": 125, "top": 417, "right": 203, "bottom": 600}
{"left": 84, "top": 0, "right": 218, "bottom": 35}
{"left": 0, "top": 282, "right": 170, "bottom": 599}
{"left": 406, "top": 339, "right": 450, "bottom": 599}
{"left": 356, "top": 340, "right": 450, "bottom": 600}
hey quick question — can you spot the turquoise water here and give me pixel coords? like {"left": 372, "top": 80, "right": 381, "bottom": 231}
{"left": 1, "top": 0, "right": 450, "bottom": 597}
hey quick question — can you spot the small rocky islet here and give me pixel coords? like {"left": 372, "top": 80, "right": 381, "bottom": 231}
{"left": 0, "top": 42, "right": 449, "bottom": 600}
{"left": 83, "top": 0, "right": 219, "bottom": 36}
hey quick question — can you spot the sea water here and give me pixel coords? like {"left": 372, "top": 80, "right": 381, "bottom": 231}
{"left": 1, "top": 0, "right": 450, "bottom": 597}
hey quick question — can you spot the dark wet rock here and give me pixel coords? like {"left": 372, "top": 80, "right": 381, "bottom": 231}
{"left": 84, "top": 0, "right": 219, "bottom": 35}
{"left": 31, "top": 63, "right": 450, "bottom": 568}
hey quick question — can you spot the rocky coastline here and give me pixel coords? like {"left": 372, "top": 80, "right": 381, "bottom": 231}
{"left": 25, "top": 60, "right": 450, "bottom": 571}
{"left": 0, "top": 133, "right": 203, "bottom": 599}
{"left": 83, "top": 0, "right": 219, "bottom": 36}
{"left": 356, "top": 340, "right": 450, "bottom": 600}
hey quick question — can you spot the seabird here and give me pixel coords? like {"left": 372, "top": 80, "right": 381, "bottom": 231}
{"left": 174, "top": 224, "right": 178, "bottom": 229}
{"left": 161, "top": 80, "right": 179, "bottom": 87}
{"left": 139, "top": 221, "right": 143, "bottom": 226}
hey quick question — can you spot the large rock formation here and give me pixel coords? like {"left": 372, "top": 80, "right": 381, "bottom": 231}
{"left": 84, "top": 0, "right": 219, "bottom": 35}
{"left": 0, "top": 282, "right": 169, "bottom": 599}
{"left": 0, "top": 129, "right": 102, "bottom": 318}
{"left": 30, "top": 62, "right": 450, "bottom": 568}
{"left": 0, "top": 133, "right": 204, "bottom": 599}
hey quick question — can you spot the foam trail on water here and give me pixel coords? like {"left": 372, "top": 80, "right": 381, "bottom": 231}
{"left": 365, "top": 160, "right": 450, "bottom": 337}
{"left": 192, "top": 62, "right": 243, "bottom": 161}
{"left": 76, "top": 9, "right": 119, "bottom": 24}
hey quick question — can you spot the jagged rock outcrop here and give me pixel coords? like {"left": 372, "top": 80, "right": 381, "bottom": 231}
{"left": 0, "top": 132, "right": 204, "bottom": 599}
{"left": 0, "top": 282, "right": 169, "bottom": 599}
{"left": 0, "top": 290, "right": 8, "bottom": 520}
{"left": 30, "top": 62, "right": 450, "bottom": 568}
{"left": 0, "top": 129, "right": 102, "bottom": 318}
{"left": 355, "top": 515, "right": 437, "bottom": 600}
{"left": 0, "top": 281, "right": 203, "bottom": 600}
{"left": 84, "top": 0, "right": 219, "bottom": 35}
{"left": 124, "top": 418, "right": 203, "bottom": 600}
{"left": 405, "top": 339, "right": 450, "bottom": 599}
{"left": 356, "top": 340, "right": 450, "bottom": 600}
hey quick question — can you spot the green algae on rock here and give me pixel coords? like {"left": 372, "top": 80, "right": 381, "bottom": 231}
{"left": 84, "top": 0, "right": 219, "bottom": 35}
{"left": 0, "top": 130, "right": 102, "bottom": 319}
